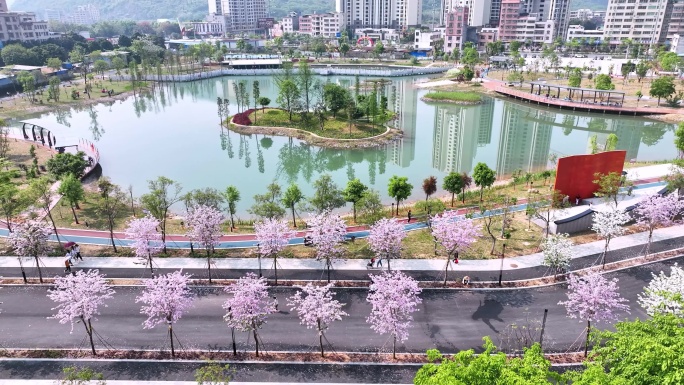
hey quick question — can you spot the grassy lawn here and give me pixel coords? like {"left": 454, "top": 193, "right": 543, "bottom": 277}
{"left": 424, "top": 91, "right": 482, "bottom": 103}
{"left": 247, "top": 108, "right": 389, "bottom": 139}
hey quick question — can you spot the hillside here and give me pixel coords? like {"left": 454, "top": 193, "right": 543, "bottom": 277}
{"left": 9, "top": 0, "right": 337, "bottom": 21}
{"left": 9, "top": 0, "right": 608, "bottom": 23}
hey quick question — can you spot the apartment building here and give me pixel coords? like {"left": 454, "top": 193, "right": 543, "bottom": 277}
{"left": 442, "top": 0, "right": 490, "bottom": 27}
{"left": 67, "top": 4, "right": 100, "bottom": 25}
{"left": 299, "top": 12, "right": 345, "bottom": 38}
{"left": 414, "top": 29, "right": 442, "bottom": 50}
{"left": 44, "top": 9, "right": 62, "bottom": 22}
{"left": 567, "top": 25, "right": 605, "bottom": 42}
{"left": 444, "top": 6, "right": 468, "bottom": 52}
{"left": 282, "top": 12, "right": 299, "bottom": 33}
{"left": 477, "top": 27, "right": 499, "bottom": 49}
{"left": 207, "top": 0, "right": 268, "bottom": 34}
{"left": 354, "top": 28, "right": 402, "bottom": 44}
{"left": 0, "top": 0, "right": 50, "bottom": 43}
{"left": 499, "top": 0, "right": 555, "bottom": 43}
{"left": 603, "top": 0, "right": 671, "bottom": 45}
{"left": 569, "top": 8, "right": 595, "bottom": 20}
{"left": 335, "top": 0, "right": 422, "bottom": 31}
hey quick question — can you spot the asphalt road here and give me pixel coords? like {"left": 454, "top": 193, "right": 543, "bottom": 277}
{"left": 0, "top": 257, "right": 677, "bottom": 357}
{"left": 4, "top": 235, "right": 683, "bottom": 284}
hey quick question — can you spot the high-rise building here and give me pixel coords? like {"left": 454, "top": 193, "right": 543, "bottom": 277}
{"left": 603, "top": 0, "right": 672, "bottom": 45}
{"left": 44, "top": 9, "right": 62, "bottom": 22}
{"left": 208, "top": 0, "right": 268, "bottom": 34}
{"left": 664, "top": 1, "right": 684, "bottom": 45}
{"left": 432, "top": 105, "right": 479, "bottom": 173}
{"left": 336, "top": 0, "right": 422, "bottom": 31}
{"left": 0, "top": 0, "right": 50, "bottom": 43}
{"left": 444, "top": 6, "right": 468, "bottom": 52}
{"left": 497, "top": 0, "right": 562, "bottom": 42}
{"left": 386, "top": 81, "right": 417, "bottom": 168}
{"left": 298, "top": 12, "right": 345, "bottom": 37}
{"left": 67, "top": 4, "right": 100, "bottom": 25}
{"left": 442, "top": 0, "right": 491, "bottom": 27}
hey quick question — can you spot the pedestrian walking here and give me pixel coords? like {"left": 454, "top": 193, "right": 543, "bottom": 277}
{"left": 376, "top": 258, "right": 382, "bottom": 268}
{"left": 273, "top": 296, "right": 279, "bottom": 312}
{"left": 407, "top": 210, "right": 412, "bottom": 223}
{"left": 64, "top": 254, "right": 72, "bottom": 273}
{"left": 368, "top": 257, "right": 375, "bottom": 268}
{"left": 74, "top": 244, "right": 82, "bottom": 261}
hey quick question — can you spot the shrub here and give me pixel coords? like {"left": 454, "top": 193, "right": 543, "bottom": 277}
{"left": 232, "top": 109, "right": 255, "bottom": 126}
{"left": 415, "top": 199, "right": 446, "bottom": 214}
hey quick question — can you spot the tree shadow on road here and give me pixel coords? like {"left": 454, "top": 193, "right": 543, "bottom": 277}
{"left": 471, "top": 299, "right": 504, "bottom": 333}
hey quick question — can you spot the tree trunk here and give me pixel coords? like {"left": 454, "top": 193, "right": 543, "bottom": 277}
{"left": 207, "top": 249, "right": 212, "bottom": 284}
{"left": 352, "top": 203, "right": 357, "bottom": 222}
{"left": 393, "top": 335, "right": 397, "bottom": 359}
{"left": 274, "top": 256, "right": 278, "bottom": 285}
{"left": 451, "top": 193, "right": 455, "bottom": 207}
{"left": 169, "top": 323, "right": 175, "bottom": 358}
{"left": 443, "top": 259, "right": 449, "bottom": 287}
{"left": 254, "top": 329, "right": 260, "bottom": 357}
{"left": 584, "top": 320, "right": 591, "bottom": 357}
{"left": 70, "top": 204, "right": 79, "bottom": 224}
{"left": 231, "top": 327, "right": 237, "bottom": 355}
{"left": 396, "top": 198, "right": 400, "bottom": 215}
{"left": 45, "top": 210, "right": 61, "bottom": 246}
{"left": 480, "top": 187, "right": 484, "bottom": 201}
{"left": 327, "top": 260, "right": 331, "bottom": 283}
{"left": 230, "top": 214, "right": 235, "bottom": 232}
{"left": 109, "top": 219, "right": 117, "bottom": 253}
{"left": 148, "top": 253, "right": 154, "bottom": 274}
{"left": 462, "top": 191, "right": 466, "bottom": 204}
{"left": 490, "top": 236, "right": 497, "bottom": 255}
{"left": 34, "top": 255, "right": 43, "bottom": 283}
{"left": 83, "top": 318, "right": 96, "bottom": 355}
{"left": 318, "top": 320, "right": 325, "bottom": 357}
{"left": 602, "top": 238, "right": 610, "bottom": 268}
{"left": 291, "top": 205, "right": 297, "bottom": 227}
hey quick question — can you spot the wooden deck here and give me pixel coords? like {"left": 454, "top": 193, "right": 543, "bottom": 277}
{"left": 483, "top": 82, "right": 679, "bottom": 116}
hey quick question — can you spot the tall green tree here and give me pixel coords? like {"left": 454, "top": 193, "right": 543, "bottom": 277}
{"left": 675, "top": 122, "right": 684, "bottom": 157}
{"left": 568, "top": 68, "right": 582, "bottom": 88}
{"left": 58, "top": 173, "right": 85, "bottom": 224}
{"left": 636, "top": 61, "right": 650, "bottom": 82}
{"left": 650, "top": 76, "right": 676, "bottom": 106}
{"left": 282, "top": 183, "right": 304, "bottom": 227}
{"left": 17, "top": 72, "right": 37, "bottom": 103}
{"left": 443, "top": 172, "right": 465, "bottom": 206}
{"left": 594, "top": 74, "right": 615, "bottom": 90}
{"left": 28, "top": 177, "right": 61, "bottom": 245}
{"left": 388, "top": 176, "right": 413, "bottom": 215}
{"left": 310, "top": 174, "right": 345, "bottom": 213}
{"left": 96, "top": 177, "right": 127, "bottom": 252}
{"left": 298, "top": 61, "right": 315, "bottom": 113}
{"left": 249, "top": 182, "right": 285, "bottom": 219}
{"left": 223, "top": 186, "right": 240, "bottom": 231}
{"left": 252, "top": 80, "right": 260, "bottom": 124}
{"left": 342, "top": 178, "right": 368, "bottom": 223}
{"left": 276, "top": 79, "right": 300, "bottom": 121}
{"left": 473, "top": 163, "right": 496, "bottom": 201}
{"left": 46, "top": 151, "right": 88, "bottom": 179}
{"left": 0, "top": 183, "right": 26, "bottom": 233}
{"left": 140, "top": 176, "right": 183, "bottom": 252}
{"left": 323, "top": 83, "right": 349, "bottom": 117}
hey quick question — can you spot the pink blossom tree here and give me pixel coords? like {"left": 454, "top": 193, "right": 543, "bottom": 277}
{"left": 186, "top": 205, "right": 224, "bottom": 283}
{"left": 254, "top": 218, "right": 294, "bottom": 285}
{"left": 125, "top": 215, "right": 163, "bottom": 274}
{"left": 367, "top": 271, "right": 422, "bottom": 358}
{"left": 7, "top": 220, "right": 52, "bottom": 283}
{"left": 368, "top": 218, "right": 406, "bottom": 271}
{"left": 591, "top": 205, "right": 630, "bottom": 268}
{"left": 635, "top": 193, "right": 684, "bottom": 255}
{"left": 307, "top": 211, "right": 347, "bottom": 282}
{"left": 558, "top": 274, "right": 630, "bottom": 356}
{"left": 288, "top": 283, "right": 349, "bottom": 357}
{"left": 223, "top": 273, "right": 275, "bottom": 357}
{"left": 136, "top": 270, "right": 194, "bottom": 358}
{"left": 47, "top": 269, "right": 115, "bottom": 355}
{"left": 430, "top": 211, "right": 481, "bottom": 285}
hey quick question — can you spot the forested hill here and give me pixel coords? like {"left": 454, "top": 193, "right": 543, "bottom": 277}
{"left": 9, "top": 0, "right": 607, "bottom": 23}
{"left": 9, "top": 0, "right": 336, "bottom": 21}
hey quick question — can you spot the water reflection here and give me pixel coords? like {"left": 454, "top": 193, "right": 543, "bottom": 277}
{"left": 24, "top": 75, "right": 677, "bottom": 213}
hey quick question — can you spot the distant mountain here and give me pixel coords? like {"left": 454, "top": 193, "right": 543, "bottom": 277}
{"left": 570, "top": 0, "right": 608, "bottom": 11}
{"left": 9, "top": 0, "right": 336, "bottom": 22}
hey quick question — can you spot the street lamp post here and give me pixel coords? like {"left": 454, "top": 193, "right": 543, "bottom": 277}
{"left": 498, "top": 244, "right": 506, "bottom": 286}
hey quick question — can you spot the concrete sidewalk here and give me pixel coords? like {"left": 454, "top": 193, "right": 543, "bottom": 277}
{"left": 0, "top": 224, "right": 681, "bottom": 276}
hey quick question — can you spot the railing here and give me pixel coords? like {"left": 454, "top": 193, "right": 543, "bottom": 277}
{"left": 116, "top": 66, "right": 449, "bottom": 83}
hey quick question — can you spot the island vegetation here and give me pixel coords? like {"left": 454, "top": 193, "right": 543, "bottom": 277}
{"left": 421, "top": 91, "right": 482, "bottom": 105}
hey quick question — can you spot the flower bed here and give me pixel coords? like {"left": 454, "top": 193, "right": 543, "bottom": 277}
{"left": 232, "top": 109, "right": 256, "bottom": 125}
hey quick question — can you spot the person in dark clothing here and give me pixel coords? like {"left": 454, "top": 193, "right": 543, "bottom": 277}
{"left": 407, "top": 210, "right": 412, "bottom": 223}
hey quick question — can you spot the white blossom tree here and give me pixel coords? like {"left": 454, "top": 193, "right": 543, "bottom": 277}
{"left": 540, "top": 233, "right": 574, "bottom": 278}
{"left": 7, "top": 220, "right": 52, "bottom": 283}
{"left": 368, "top": 218, "right": 405, "bottom": 271}
{"left": 223, "top": 273, "right": 275, "bottom": 357}
{"left": 638, "top": 263, "right": 684, "bottom": 316}
{"left": 136, "top": 270, "right": 194, "bottom": 358}
{"left": 254, "top": 218, "right": 294, "bottom": 285}
{"left": 634, "top": 193, "right": 684, "bottom": 255}
{"left": 559, "top": 274, "right": 630, "bottom": 356}
{"left": 288, "top": 283, "right": 348, "bottom": 357}
{"left": 367, "top": 271, "right": 422, "bottom": 358}
{"left": 186, "top": 205, "right": 224, "bottom": 283}
{"left": 591, "top": 205, "right": 630, "bottom": 268}
{"left": 47, "top": 270, "right": 115, "bottom": 355}
{"left": 308, "top": 211, "right": 347, "bottom": 282}
{"left": 125, "top": 215, "right": 163, "bottom": 274}
{"left": 430, "top": 211, "right": 481, "bottom": 285}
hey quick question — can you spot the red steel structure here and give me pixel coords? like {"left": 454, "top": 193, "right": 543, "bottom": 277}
{"left": 554, "top": 151, "right": 627, "bottom": 200}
